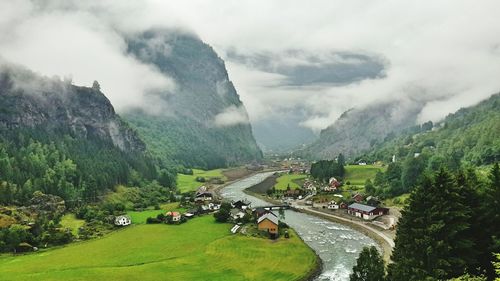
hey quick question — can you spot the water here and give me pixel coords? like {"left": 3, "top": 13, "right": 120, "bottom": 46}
{"left": 221, "top": 172, "right": 378, "bottom": 281}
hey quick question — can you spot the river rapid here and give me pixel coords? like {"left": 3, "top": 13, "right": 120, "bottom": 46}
{"left": 221, "top": 172, "right": 378, "bottom": 281}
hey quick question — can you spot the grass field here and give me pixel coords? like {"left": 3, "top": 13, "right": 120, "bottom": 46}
{"left": 127, "top": 203, "right": 185, "bottom": 224}
{"left": 0, "top": 216, "right": 317, "bottom": 281}
{"left": 177, "top": 169, "right": 227, "bottom": 193}
{"left": 274, "top": 174, "right": 308, "bottom": 190}
{"left": 344, "top": 165, "right": 385, "bottom": 186}
{"left": 60, "top": 214, "right": 85, "bottom": 236}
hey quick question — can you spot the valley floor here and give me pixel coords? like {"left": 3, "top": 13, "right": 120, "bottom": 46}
{"left": 0, "top": 216, "right": 317, "bottom": 281}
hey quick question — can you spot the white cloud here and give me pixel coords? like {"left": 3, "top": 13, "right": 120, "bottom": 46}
{"left": 1, "top": 0, "right": 500, "bottom": 130}
{"left": 214, "top": 105, "right": 250, "bottom": 127}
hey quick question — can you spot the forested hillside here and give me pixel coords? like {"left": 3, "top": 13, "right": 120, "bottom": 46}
{"left": 123, "top": 30, "right": 262, "bottom": 169}
{"left": 357, "top": 93, "right": 500, "bottom": 198}
{"left": 0, "top": 64, "right": 171, "bottom": 205}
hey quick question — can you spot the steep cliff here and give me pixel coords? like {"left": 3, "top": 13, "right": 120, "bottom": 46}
{"left": 123, "top": 30, "right": 262, "bottom": 169}
{"left": 0, "top": 63, "right": 157, "bottom": 201}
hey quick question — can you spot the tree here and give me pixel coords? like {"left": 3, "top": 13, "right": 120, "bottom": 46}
{"left": 92, "top": 80, "right": 100, "bottom": 91}
{"left": 213, "top": 208, "right": 230, "bottom": 223}
{"left": 350, "top": 246, "right": 385, "bottom": 281}
{"left": 387, "top": 169, "right": 475, "bottom": 281}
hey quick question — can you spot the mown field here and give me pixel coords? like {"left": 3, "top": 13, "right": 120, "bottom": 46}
{"left": 0, "top": 216, "right": 317, "bottom": 281}
{"left": 177, "top": 169, "right": 227, "bottom": 193}
{"left": 126, "top": 203, "right": 185, "bottom": 224}
{"left": 344, "top": 165, "right": 385, "bottom": 186}
{"left": 274, "top": 174, "right": 308, "bottom": 190}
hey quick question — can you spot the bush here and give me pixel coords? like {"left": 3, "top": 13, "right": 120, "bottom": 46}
{"left": 146, "top": 217, "right": 161, "bottom": 224}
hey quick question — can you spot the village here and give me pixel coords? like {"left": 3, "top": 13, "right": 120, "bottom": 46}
{"left": 114, "top": 185, "right": 289, "bottom": 240}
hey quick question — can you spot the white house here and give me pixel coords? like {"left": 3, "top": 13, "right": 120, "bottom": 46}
{"left": 114, "top": 215, "right": 131, "bottom": 226}
{"left": 166, "top": 211, "right": 181, "bottom": 222}
{"left": 327, "top": 201, "right": 340, "bottom": 210}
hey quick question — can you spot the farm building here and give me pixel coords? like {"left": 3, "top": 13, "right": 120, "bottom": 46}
{"left": 257, "top": 213, "right": 279, "bottom": 237}
{"left": 114, "top": 215, "right": 131, "bottom": 226}
{"left": 352, "top": 193, "right": 364, "bottom": 203}
{"left": 230, "top": 208, "right": 246, "bottom": 220}
{"left": 166, "top": 211, "right": 181, "bottom": 222}
{"left": 347, "top": 203, "right": 389, "bottom": 220}
{"left": 195, "top": 192, "right": 213, "bottom": 203}
{"left": 232, "top": 199, "right": 252, "bottom": 210}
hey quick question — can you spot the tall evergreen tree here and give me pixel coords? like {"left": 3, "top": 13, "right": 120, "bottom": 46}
{"left": 387, "top": 169, "right": 474, "bottom": 281}
{"left": 350, "top": 246, "right": 385, "bottom": 281}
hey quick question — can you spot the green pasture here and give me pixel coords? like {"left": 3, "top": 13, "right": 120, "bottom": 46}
{"left": 274, "top": 174, "right": 308, "bottom": 190}
{"left": 177, "top": 169, "right": 227, "bottom": 193}
{"left": 0, "top": 216, "right": 317, "bottom": 281}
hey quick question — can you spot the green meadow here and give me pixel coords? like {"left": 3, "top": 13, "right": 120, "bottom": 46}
{"left": 344, "top": 165, "right": 385, "bottom": 186}
{"left": 274, "top": 174, "right": 308, "bottom": 190}
{"left": 177, "top": 169, "right": 227, "bottom": 193}
{"left": 0, "top": 216, "right": 316, "bottom": 281}
{"left": 126, "top": 203, "right": 185, "bottom": 224}
{"left": 60, "top": 214, "right": 85, "bottom": 236}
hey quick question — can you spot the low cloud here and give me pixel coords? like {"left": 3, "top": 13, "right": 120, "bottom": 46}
{"left": 1, "top": 0, "right": 500, "bottom": 132}
{"left": 214, "top": 105, "right": 250, "bottom": 127}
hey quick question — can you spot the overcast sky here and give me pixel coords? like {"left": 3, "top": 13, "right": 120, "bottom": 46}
{"left": 1, "top": 0, "right": 500, "bottom": 132}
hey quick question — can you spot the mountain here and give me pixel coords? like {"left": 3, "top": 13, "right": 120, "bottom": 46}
{"left": 300, "top": 100, "right": 424, "bottom": 159}
{"left": 123, "top": 30, "right": 262, "bottom": 169}
{"left": 0, "top": 63, "right": 158, "bottom": 203}
{"left": 360, "top": 93, "right": 500, "bottom": 167}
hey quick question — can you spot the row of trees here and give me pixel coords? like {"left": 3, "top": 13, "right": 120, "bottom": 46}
{"left": 351, "top": 164, "right": 500, "bottom": 280}
{"left": 310, "top": 154, "right": 346, "bottom": 182}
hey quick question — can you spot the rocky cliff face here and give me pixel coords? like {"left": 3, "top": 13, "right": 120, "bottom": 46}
{"left": 0, "top": 64, "right": 145, "bottom": 152}
{"left": 123, "top": 30, "right": 262, "bottom": 168}
{"left": 301, "top": 100, "right": 423, "bottom": 160}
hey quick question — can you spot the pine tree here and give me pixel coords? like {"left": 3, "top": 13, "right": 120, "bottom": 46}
{"left": 350, "top": 246, "right": 385, "bottom": 281}
{"left": 387, "top": 169, "right": 474, "bottom": 281}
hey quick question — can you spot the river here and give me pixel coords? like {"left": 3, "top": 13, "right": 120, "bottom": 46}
{"left": 221, "top": 172, "right": 378, "bottom": 281}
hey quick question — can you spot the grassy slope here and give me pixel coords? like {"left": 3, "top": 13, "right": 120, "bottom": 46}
{"left": 127, "top": 203, "right": 185, "bottom": 224}
{"left": 60, "top": 214, "right": 85, "bottom": 236}
{"left": 177, "top": 169, "right": 227, "bottom": 193}
{"left": 0, "top": 216, "right": 316, "bottom": 281}
{"left": 344, "top": 165, "right": 385, "bottom": 186}
{"left": 275, "top": 174, "right": 308, "bottom": 190}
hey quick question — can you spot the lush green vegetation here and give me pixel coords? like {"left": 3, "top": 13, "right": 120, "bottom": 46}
{"left": 177, "top": 169, "right": 226, "bottom": 193}
{"left": 0, "top": 216, "right": 317, "bottom": 281}
{"left": 275, "top": 174, "right": 308, "bottom": 190}
{"left": 310, "top": 156, "right": 345, "bottom": 182}
{"left": 350, "top": 246, "right": 385, "bottom": 281}
{"left": 355, "top": 165, "right": 500, "bottom": 280}
{"left": 60, "top": 214, "right": 85, "bottom": 236}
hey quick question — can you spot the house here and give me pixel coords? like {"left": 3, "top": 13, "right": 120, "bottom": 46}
{"left": 254, "top": 207, "right": 276, "bottom": 218}
{"left": 114, "top": 215, "right": 131, "bottom": 226}
{"left": 352, "top": 193, "right": 364, "bottom": 203}
{"left": 347, "top": 203, "right": 389, "bottom": 220}
{"left": 195, "top": 192, "right": 213, "bottom": 203}
{"left": 327, "top": 201, "right": 339, "bottom": 210}
{"left": 230, "top": 208, "right": 246, "bottom": 220}
{"left": 232, "top": 199, "right": 251, "bottom": 210}
{"left": 166, "top": 211, "right": 181, "bottom": 222}
{"left": 328, "top": 177, "right": 341, "bottom": 188}
{"left": 257, "top": 213, "right": 279, "bottom": 237}
{"left": 201, "top": 203, "right": 220, "bottom": 212}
